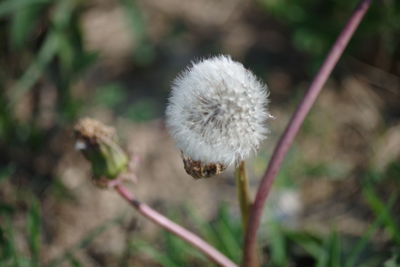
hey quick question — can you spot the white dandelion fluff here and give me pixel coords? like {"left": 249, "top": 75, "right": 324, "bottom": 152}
{"left": 166, "top": 55, "right": 270, "bottom": 178}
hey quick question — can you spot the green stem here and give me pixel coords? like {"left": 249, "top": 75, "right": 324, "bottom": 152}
{"left": 235, "top": 161, "right": 251, "bottom": 229}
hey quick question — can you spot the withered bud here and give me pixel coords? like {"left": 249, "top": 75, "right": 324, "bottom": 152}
{"left": 74, "top": 118, "right": 129, "bottom": 181}
{"left": 182, "top": 153, "right": 227, "bottom": 179}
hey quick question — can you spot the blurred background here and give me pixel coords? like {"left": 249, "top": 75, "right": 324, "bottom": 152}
{"left": 0, "top": 0, "right": 399, "bottom": 266}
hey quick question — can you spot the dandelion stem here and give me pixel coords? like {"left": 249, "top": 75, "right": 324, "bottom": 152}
{"left": 114, "top": 184, "right": 238, "bottom": 267}
{"left": 235, "top": 161, "right": 251, "bottom": 228}
{"left": 242, "top": 0, "right": 372, "bottom": 266}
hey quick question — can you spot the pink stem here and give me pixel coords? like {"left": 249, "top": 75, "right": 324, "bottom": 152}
{"left": 114, "top": 184, "right": 238, "bottom": 267}
{"left": 242, "top": 0, "right": 372, "bottom": 266}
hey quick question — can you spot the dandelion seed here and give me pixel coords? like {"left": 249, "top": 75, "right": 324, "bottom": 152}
{"left": 166, "top": 55, "right": 271, "bottom": 178}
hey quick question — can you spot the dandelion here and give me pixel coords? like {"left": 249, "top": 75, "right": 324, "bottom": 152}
{"left": 166, "top": 55, "right": 270, "bottom": 178}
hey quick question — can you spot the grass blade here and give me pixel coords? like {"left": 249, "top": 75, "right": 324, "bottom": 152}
{"left": 45, "top": 216, "right": 124, "bottom": 267}
{"left": 132, "top": 240, "right": 178, "bottom": 267}
{"left": 345, "top": 192, "right": 397, "bottom": 267}
{"left": 10, "top": 32, "right": 58, "bottom": 106}
{"left": 27, "top": 200, "right": 40, "bottom": 267}
{"left": 0, "top": 0, "right": 50, "bottom": 18}
{"left": 363, "top": 185, "right": 400, "bottom": 245}
{"left": 268, "top": 221, "right": 287, "bottom": 266}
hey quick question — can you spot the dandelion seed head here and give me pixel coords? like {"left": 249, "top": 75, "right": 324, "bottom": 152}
{"left": 166, "top": 55, "right": 270, "bottom": 167}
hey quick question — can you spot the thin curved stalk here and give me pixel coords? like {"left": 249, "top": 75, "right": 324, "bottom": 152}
{"left": 242, "top": 0, "right": 372, "bottom": 266}
{"left": 114, "top": 184, "right": 238, "bottom": 267}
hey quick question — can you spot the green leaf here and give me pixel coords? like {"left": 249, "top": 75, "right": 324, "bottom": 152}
{"left": 10, "top": 32, "right": 58, "bottom": 105}
{"left": 0, "top": 0, "right": 50, "bottom": 18}
{"left": 213, "top": 207, "right": 241, "bottom": 262}
{"left": 363, "top": 185, "right": 400, "bottom": 245}
{"left": 27, "top": 200, "right": 40, "bottom": 267}
{"left": 328, "top": 231, "right": 341, "bottom": 267}
{"left": 268, "top": 221, "right": 287, "bottom": 266}
{"left": 118, "top": 0, "right": 155, "bottom": 64}
{"left": 185, "top": 206, "right": 221, "bottom": 253}
{"left": 0, "top": 224, "right": 11, "bottom": 262}
{"left": 45, "top": 216, "right": 124, "bottom": 267}
{"left": 315, "top": 230, "right": 342, "bottom": 267}
{"left": 9, "top": 1, "right": 46, "bottom": 49}
{"left": 345, "top": 195, "right": 396, "bottom": 267}
{"left": 285, "top": 230, "right": 324, "bottom": 259}
{"left": 5, "top": 217, "right": 22, "bottom": 267}
{"left": 123, "top": 99, "right": 157, "bottom": 122}
{"left": 0, "top": 164, "right": 15, "bottom": 183}
{"left": 94, "top": 83, "right": 127, "bottom": 109}
{"left": 66, "top": 253, "right": 83, "bottom": 267}
{"left": 132, "top": 240, "right": 179, "bottom": 267}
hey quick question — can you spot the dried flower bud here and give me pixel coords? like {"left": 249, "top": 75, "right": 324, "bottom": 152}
{"left": 166, "top": 55, "right": 270, "bottom": 178}
{"left": 182, "top": 153, "right": 227, "bottom": 179}
{"left": 74, "top": 118, "right": 129, "bottom": 181}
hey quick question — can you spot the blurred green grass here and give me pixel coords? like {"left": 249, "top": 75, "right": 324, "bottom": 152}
{"left": 0, "top": 171, "right": 399, "bottom": 266}
{"left": 0, "top": 0, "right": 399, "bottom": 266}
